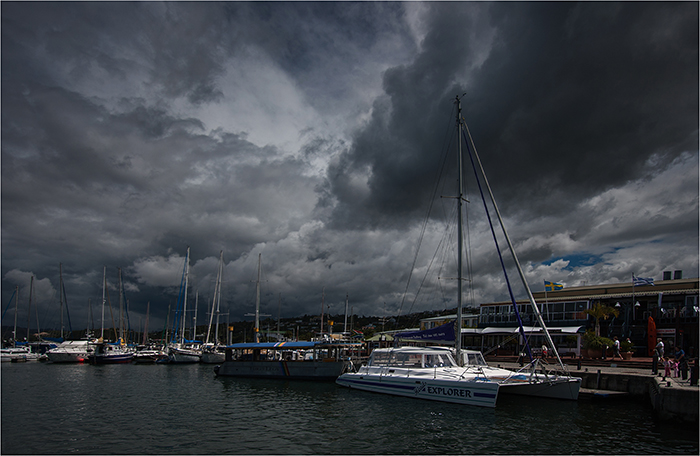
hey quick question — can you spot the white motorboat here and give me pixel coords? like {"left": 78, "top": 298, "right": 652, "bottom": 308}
{"left": 201, "top": 344, "right": 226, "bottom": 364}
{"left": 167, "top": 344, "right": 202, "bottom": 363}
{"left": 1, "top": 346, "right": 40, "bottom": 362}
{"left": 454, "top": 350, "right": 581, "bottom": 400}
{"left": 336, "top": 346, "right": 499, "bottom": 407}
{"left": 46, "top": 340, "right": 92, "bottom": 363}
{"left": 133, "top": 347, "right": 168, "bottom": 363}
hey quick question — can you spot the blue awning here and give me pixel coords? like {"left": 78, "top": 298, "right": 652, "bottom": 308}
{"left": 395, "top": 320, "right": 456, "bottom": 344}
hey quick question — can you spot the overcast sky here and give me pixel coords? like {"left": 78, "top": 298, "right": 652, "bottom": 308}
{"left": 2, "top": 2, "right": 698, "bottom": 335}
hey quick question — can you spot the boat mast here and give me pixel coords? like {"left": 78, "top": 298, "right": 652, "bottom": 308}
{"left": 143, "top": 302, "right": 150, "bottom": 346}
{"left": 193, "top": 291, "right": 198, "bottom": 342}
{"left": 206, "top": 250, "right": 223, "bottom": 345}
{"left": 181, "top": 246, "right": 190, "bottom": 345}
{"left": 13, "top": 286, "right": 19, "bottom": 347}
{"left": 26, "top": 276, "right": 33, "bottom": 342}
{"left": 59, "top": 263, "right": 64, "bottom": 339}
{"left": 462, "top": 122, "right": 567, "bottom": 371}
{"left": 455, "top": 96, "right": 465, "bottom": 364}
{"left": 215, "top": 252, "right": 223, "bottom": 344}
{"left": 344, "top": 293, "right": 349, "bottom": 336}
{"left": 255, "top": 253, "right": 261, "bottom": 343}
{"left": 118, "top": 267, "right": 124, "bottom": 344}
{"left": 101, "top": 266, "right": 106, "bottom": 340}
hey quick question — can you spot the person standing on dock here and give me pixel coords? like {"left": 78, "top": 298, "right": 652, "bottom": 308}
{"left": 674, "top": 345, "right": 688, "bottom": 381}
{"left": 652, "top": 338, "right": 663, "bottom": 375}
{"left": 612, "top": 336, "right": 623, "bottom": 360}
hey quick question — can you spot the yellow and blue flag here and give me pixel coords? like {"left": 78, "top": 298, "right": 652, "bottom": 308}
{"left": 544, "top": 280, "right": 563, "bottom": 292}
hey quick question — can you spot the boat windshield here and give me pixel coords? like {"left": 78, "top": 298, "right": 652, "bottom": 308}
{"left": 369, "top": 350, "right": 457, "bottom": 368}
{"left": 465, "top": 352, "right": 488, "bottom": 366}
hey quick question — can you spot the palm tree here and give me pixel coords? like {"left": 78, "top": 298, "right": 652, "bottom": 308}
{"left": 583, "top": 303, "right": 619, "bottom": 337}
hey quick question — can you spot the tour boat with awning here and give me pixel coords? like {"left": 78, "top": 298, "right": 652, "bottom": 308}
{"left": 213, "top": 340, "right": 360, "bottom": 380}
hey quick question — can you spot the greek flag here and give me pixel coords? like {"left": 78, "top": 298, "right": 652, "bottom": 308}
{"left": 633, "top": 275, "right": 655, "bottom": 286}
{"left": 544, "top": 281, "right": 563, "bottom": 291}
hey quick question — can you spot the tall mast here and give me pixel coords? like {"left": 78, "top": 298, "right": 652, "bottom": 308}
{"left": 59, "top": 263, "right": 64, "bottom": 339}
{"left": 181, "top": 246, "right": 190, "bottom": 344}
{"left": 26, "top": 276, "right": 33, "bottom": 342}
{"left": 255, "top": 253, "right": 261, "bottom": 343}
{"left": 320, "top": 287, "right": 325, "bottom": 335}
{"left": 13, "top": 286, "right": 19, "bottom": 347}
{"left": 455, "top": 96, "right": 465, "bottom": 363}
{"left": 276, "top": 294, "right": 281, "bottom": 341}
{"left": 214, "top": 252, "right": 223, "bottom": 344}
{"left": 143, "top": 302, "right": 150, "bottom": 345}
{"left": 193, "top": 291, "right": 198, "bottom": 342}
{"left": 344, "top": 293, "right": 349, "bottom": 336}
{"left": 118, "top": 267, "right": 124, "bottom": 343}
{"left": 101, "top": 266, "right": 106, "bottom": 340}
{"left": 206, "top": 250, "right": 224, "bottom": 344}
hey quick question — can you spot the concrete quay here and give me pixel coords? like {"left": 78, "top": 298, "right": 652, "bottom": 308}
{"left": 486, "top": 355, "right": 699, "bottom": 423}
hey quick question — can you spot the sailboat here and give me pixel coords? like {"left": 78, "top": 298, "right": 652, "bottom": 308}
{"left": 167, "top": 247, "right": 202, "bottom": 363}
{"left": 447, "top": 96, "right": 581, "bottom": 400}
{"left": 337, "top": 96, "right": 580, "bottom": 404}
{"left": 202, "top": 251, "right": 226, "bottom": 364}
{"left": 88, "top": 268, "right": 134, "bottom": 364}
{"left": 46, "top": 270, "right": 94, "bottom": 363}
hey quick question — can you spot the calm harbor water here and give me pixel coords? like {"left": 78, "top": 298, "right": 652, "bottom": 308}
{"left": 1, "top": 362, "right": 698, "bottom": 455}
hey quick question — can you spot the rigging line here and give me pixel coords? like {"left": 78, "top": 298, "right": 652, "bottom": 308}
{"left": 1, "top": 289, "right": 17, "bottom": 321}
{"left": 461, "top": 122, "right": 533, "bottom": 362}
{"left": 396, "top": 105, "right": 457, "bottom": 325}
{"left": 405, "top": 206, "right": 452, "bottom": 317}
{"left": 171, "top": 253, "right": 188, "bottom": 343}
{"left": 62, "top": 279, "right": 72, "bottom": 334}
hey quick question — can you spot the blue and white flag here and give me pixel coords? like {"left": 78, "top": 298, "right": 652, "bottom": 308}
{"left": 544, "top": 280, "right": 563, "bottom": 292}
{"left": 633, "top": 275, "right": 655, "bottom": 286}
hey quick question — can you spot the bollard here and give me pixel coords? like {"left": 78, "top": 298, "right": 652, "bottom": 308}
{"left": 690, "top": 361, "right": 698, "bottom": 386}
{"left": 577, "top": 357, "right": 581, "bottom": 370}
{"left": 596, "top": 369, "right": 601, "bottom": 390}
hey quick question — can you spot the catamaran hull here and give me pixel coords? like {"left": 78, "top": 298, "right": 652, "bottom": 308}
{"left": 336, "top": 373, "right": 499, "bottom": 407}
{"left": 214, "top": 360, "right": 347, "bottom": 380}
{"left": 498, "top": 377, "right": 581, "bottom": 400}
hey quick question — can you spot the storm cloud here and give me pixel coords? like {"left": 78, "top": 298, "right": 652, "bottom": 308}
{"left": 2, "top": 2, "right": 697, "bottom": 333}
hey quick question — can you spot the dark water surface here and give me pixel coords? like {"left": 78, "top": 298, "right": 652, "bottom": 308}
{"left": 1, "top": 362, "right": 698, "bottom": 454}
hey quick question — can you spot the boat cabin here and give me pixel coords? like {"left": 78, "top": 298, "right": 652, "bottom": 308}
{"left": 367, "top": 347, "right": 459, "bottom": 368}
{"left": 224, "top": 341, "right": 362, "bottom": 362}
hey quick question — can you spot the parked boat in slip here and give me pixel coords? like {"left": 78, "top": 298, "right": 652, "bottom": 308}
{"left": 46, "top": 340, "right": 92, "bottom": 363}
{"left": 336, "top": 346, "right": 499, "bottom": 407}
{"left": 337, "top": 96, "right": 580, "bottom": 405}
{"left": 88, "top": 341, "right": 134, "bottom": 364}
{"left": 214, "top": 340, "right": 360, "bottom": 380}
{"left": 1, "top": 345, "right": 40, "bottom": 362}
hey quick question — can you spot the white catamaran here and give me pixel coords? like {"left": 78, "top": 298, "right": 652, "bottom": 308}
{"left": 337, "top": 96, "right": 580, "bottom": 404}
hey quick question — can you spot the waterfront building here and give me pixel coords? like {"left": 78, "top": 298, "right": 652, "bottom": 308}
{"left": 419, "top": 275, "right": 699, "bottom": 358}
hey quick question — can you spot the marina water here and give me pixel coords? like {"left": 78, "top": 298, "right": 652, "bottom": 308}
{"left": 2, "top": 362, "right": 698, "bottom": 454}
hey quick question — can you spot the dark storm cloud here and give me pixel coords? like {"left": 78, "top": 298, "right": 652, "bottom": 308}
{"left": 326, "top": 2, "right": 697, "bottom": 228}
{"left": 1, "top": 2, "right": 697, "bottom": 333}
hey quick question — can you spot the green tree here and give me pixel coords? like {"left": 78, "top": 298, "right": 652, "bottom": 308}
{"left": 583, "top": 303, "right": 619, "bottom": 336}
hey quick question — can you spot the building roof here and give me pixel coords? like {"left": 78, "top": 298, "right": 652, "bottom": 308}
{"left": 481, "top": 278, "right": 698, "bottom": 307}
